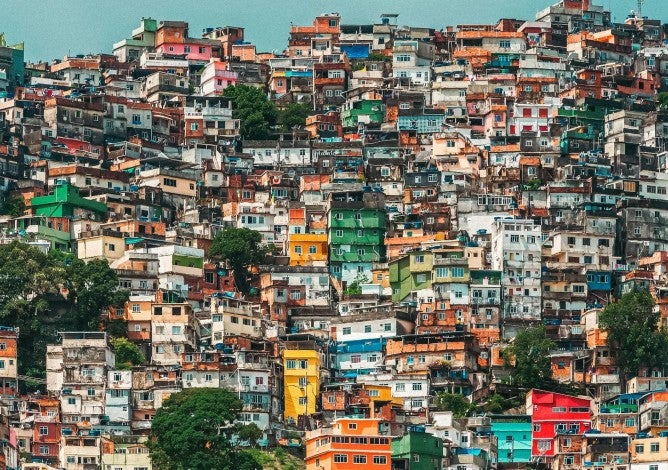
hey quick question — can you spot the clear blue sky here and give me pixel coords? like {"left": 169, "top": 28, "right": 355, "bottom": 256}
{"left": 2, "top": 0, "right": 665, "bottom": 62}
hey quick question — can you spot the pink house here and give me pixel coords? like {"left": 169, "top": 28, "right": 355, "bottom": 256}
{"left": 156, "top": 41, "right": 213, "bottom": 62}
{"left": 200, "top": 60, "right": 238, "bottom": 96}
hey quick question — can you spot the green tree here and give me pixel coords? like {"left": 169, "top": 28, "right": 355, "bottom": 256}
{"left": 599, "top": 291, "right": 668, "bottom": 376}
{"left": 658, "top": 92, "right": 668, "bottom": 109}
{"left": 0, "top": 193, "right": 25, "bottom": 217}
{"left": 237, "top": 423, "right": 263, "bottom": 448}
{"left": 0, "top": 243, "right": 129, "bottom": 389}
{"left": 278, "top": 103, "right": 310, "bottom": 132}
{"left": 0, "top": 242, "right": 67, "bottom": 383}
{"left": 148, "top": 388, "right": 261, "bottom": 470}
{"left": 504, "top": 325, "right": 556, "bottom": 389}
{"left": 112, "top": 338, "right": 144, "bottom": 369}
{"left": 209, "top": 227, "right": 268, "bottom": 294}
{"left": 344, "top": 274, "right": 369, "bottom": 297}
{"left": 65, "top": 257, "right": 129, "bottom": 329}
{"left": 223, "top": 85, "right": 277, "bottom": 140}
{"left": 434, "top": 392, "right": 473, "bottom": 418}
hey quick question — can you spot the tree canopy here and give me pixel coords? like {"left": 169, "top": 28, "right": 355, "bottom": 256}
{"left": 148, "top": 388, "right": 261, "bottom": 470}
{"left": 504, "top": 325, "right": 556, "bottom": 389}
{"left": 0, "top": 192, "right": 26, "bottom": 217}
{"left": 209, "top": 227, "right": 269, "bottom": 294}
{"left": 434, "top": 392, "right": 475, "bottom": 418}
{"left": 112, "top": 338, "right": 144, "bottom": 369}
{"left": 0, "top": 242, "right": 128, "bottom": 388}
{"left": 599, "top": 290, "right": 668, "bottom": 376}
{"left": 278, "top": 103, "right": 310, "bottom": 132}
{"left": 223, "top": 85, "right": 277, "bottom": 140}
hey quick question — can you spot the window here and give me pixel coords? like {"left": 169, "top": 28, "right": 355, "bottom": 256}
{"left": 286, "top": 360, "right": 296, "bottom": 369}
{"left": 499, "top": 40, "right": 511, "bottom": 48}
{"left": 348, "top": 422, "right": 357, "bottom": 430}
{"left": 373, "top": 456, "right": 387, "bottom": 464}
{"left": 412, "top": 382, "right": 422, "bottom": 391}
{"left": 415, "top": 255, "right": 425, "bottom": 264}
{"left": 163, "top": 178, "right": 177, "bottom": 187}
{"left": 335, "top": 230, "right": 343, "bottom": 237}
{"left": 334, "top": 455, "right": 348, "bottom": 463}
{"left": 650, "top": 443, "right": 660, "bottom": 452}
{"left": 353, "top": 455, "right": 367, "bottom": 464}
{"left": 342, "top": 327, "right": 351, "bottom": 335}
{"left": 39, "top": 426, "right": 48, "bottom": 436}
{"left": 39, "top": 445, "right": 49, "bottom": 455}
{"left": 451, "top": 267, "right": 464, "bottom": 278}
{"left": 395, "top": 383, "right": 405, "bottom": 392}
{"left": 298, "top": 397, "right": 307, "bottom": 405}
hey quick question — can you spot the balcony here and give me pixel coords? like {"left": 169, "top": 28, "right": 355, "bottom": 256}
{"left": 590, "top": 374, "right": 620, "bottom": 384}
{"left": 314, "top": 77, "right": 345, "bottom": 87}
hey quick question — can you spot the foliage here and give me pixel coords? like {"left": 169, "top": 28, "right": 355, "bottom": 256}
{"left": 484, "top": 394, "right": 508, "bottom": 414}
{"left": 112, "top": 338, "right": 144, "bottom": 369}
{"left": 344, "top": 274, "right": 369, "bottom": 297}
{"left": 148, "top": 388, "right": 261, "bottom": 470}
{"left": 237, "top": 423, "right": 263, "bottom": 448}
{"left": 223, "top": 84, "right": 278, "bottom": 140}
{"left": 209, "top": 227, "right": 269, "bottom": 294}
{"left": 503, "top": 325, "right": 556, "bottom": 389}
{"left": 659, "top": 92, "right": 668, "bottom": 109}
{"left": 434, "top": 392, "right": 475, "bottom": 418}
{"left": 0, "top": 193, "right": 25, "bottom": 217}
{"left": 367, "top": 52, "right": 390, "bottom": 62}
{"left": 0, "top": 242, "right": 128, "bottom": 389}
{"left": 65, "top": 257, "right": 130, "bottom": 329}
{"left": 599, "top": 291, "right": 668, "bottom": 376}
{"left": 278, "top": 103, "right": 310, "bottom": 132}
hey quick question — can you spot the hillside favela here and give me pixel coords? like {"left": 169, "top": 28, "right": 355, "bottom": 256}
{"left": 0, "top": 0, "right": 668, "bottom": 468}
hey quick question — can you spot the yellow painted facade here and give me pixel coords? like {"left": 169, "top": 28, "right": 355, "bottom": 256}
{"left": 283, "top": 348, "right": 320, "bottom": 422}
{"left": 288, "top": 233, "right": 328, "bottom": 266}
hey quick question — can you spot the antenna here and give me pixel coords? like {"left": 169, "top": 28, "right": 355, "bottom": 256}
{"left": 637, "top": 0, "right": 645, "bottom": 18}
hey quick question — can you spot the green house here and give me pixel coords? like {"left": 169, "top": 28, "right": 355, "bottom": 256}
{"left": 389, "top": 250, "right": 434, "bottom": 302}
{"left": 329, "top": 204, "right": 386, "bottom": 283}
{"left": 392, "top": 429, "right": 444, "bottom": 470}
{"left": 341, "top": 100, "right": 384, "bottom": 128}
{"left": 31, "top": 182, "right": 108, "bottom": 220}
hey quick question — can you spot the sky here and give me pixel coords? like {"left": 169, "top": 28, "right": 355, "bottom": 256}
{"left": 2, "top": 0, "right": 666, "bottom": 62}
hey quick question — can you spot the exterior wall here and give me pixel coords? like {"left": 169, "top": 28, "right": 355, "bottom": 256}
{"left": 305, "top": 418, "right": 392, "bottom": 470}
{"left": 288, "top": 233, "right": 328, "bottom": 266}
{"left": 283, "top": 349, "right": 320, "bottom": 422}
{"left": 527, "top": 390, "right": 592, "bottom": 459}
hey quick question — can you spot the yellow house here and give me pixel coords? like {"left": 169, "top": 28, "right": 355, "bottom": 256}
{"left": 631, "top": 435, "right": 668, "bottom": 464}
{"left": 288, "top": 233, "right": 328, "bottom": 266}
{"left": 283, "top": 347, "right": 320, "bottom": 423}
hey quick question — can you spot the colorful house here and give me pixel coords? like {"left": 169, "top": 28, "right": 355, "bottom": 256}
{"left": 283, "top": 343, "right": 321, "bottom": 424}
{"left": 391, "top": 428, "right": 444, "bottom": 470}
{"left": 526, "top": 389, "right": 592, "bottom": 463}
{"left": 490, "top": 415, "right": 532, "bottom": 465}
{"left": 305, "top": 417, "right": 392, "bottom": 470}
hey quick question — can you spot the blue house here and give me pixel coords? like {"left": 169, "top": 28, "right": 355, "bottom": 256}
{"left": 490, "top": 415, "right": 532, "bottom": 465}
{"left": 330, "top": 337, "right": 385, "bottom": 379}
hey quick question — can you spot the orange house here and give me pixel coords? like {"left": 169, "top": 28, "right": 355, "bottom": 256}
{"left": 305, "top": 418, "right": 391, "bottom": 470}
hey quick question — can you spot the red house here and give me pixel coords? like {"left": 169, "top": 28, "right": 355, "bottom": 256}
{"left": 526, "top": 389, "right": 592, "bottom": 463}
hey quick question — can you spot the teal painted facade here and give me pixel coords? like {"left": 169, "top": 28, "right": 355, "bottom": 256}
{"left": 328, "top": 207, "right": 385, "bottom": 283}
{"left": 391, "top": 430, "right": 444, "bottom": 470}
{"left": 490, "top": 416, "right": 532, "bottom": 464}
